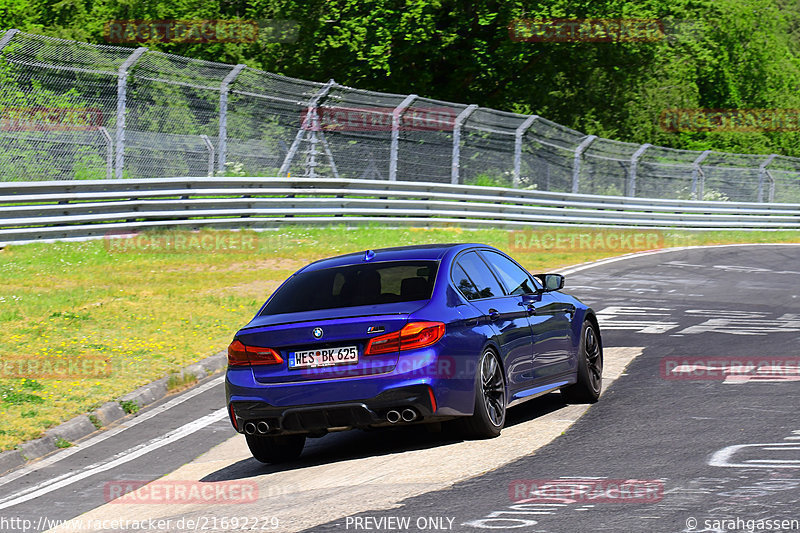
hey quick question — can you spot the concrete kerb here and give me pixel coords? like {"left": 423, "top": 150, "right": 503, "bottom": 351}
{"left": 0, "top": 351, "right": 227, "bottom": 475}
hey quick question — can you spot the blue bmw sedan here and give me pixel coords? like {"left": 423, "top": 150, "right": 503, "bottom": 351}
{"left": 226, "top": 243, "right": 602, "bottom": 463}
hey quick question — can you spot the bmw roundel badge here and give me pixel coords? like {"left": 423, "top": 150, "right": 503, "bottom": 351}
{"left": 312, "top": 327, "right": 323, "bottom": 339}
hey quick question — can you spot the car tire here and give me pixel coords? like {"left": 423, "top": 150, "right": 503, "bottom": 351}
{"left": 245, "top": 434, "right": 306, "bottom": 463}
{"left": 460, "top": 348, "right": 506, "bottom": 439}
{"left": 561, "top": 320, "right": 603, "bottom": 404}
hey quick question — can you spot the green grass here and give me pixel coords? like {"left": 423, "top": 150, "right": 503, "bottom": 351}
{"left": 119, "top": 400, "right": 140, "bottom": 415}
{"left": 166, "top": 372, "right": 199, "bottom": 392}
{"left": 88, "top": 413, "right": 102, "bottom": 429}
{"left": 0, "top": 225, "right": 799, "bottom": 450}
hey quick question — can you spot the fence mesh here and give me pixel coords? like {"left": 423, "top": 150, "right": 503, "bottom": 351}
{"left": 1, "top": 29, "right": 799, "bottom": 202}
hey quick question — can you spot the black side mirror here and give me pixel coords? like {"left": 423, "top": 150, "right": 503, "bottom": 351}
{"left": 536, "top": 273, "right": 564, "bottom": 292}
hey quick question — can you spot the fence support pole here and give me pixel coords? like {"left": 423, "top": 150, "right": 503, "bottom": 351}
{"left": 0, "top": 29, "right": 20, "bottom": 52}
{"left": 767, "top": 170, "right": 777, "bottom": 202}
{"left": 691, "top": 150, "right": 711, "bottom": 200}
{"left": 451, "top": 105, "right": 478, "bottom": 185}
{"left": 513, "top": 115, "right": 539, "bottom": 188}
{"left": 114, "top": 47, "right": 147, "bottom": 179}
{"left": 315, "top": 115, "right": 340, "bottom": 179}
{"left": 627, "top": 143, "right": 651, "bottom": 197}
{"left": 200, "top": 135, "right": 215, "bottom": 177}
{"left": 217, "top": 64, "right": 246, "bottom": 174}
{"left": 758, "top": 154, "right": 778, "bottom": 203}
{"left": 98, "top": 127, "right": 113, "bottom": 180}
{"left": 278, "top": 79, "right": 335, "bottom": 176}
{"left": 572, "top": 135, "right": 597, "bottom": 194}
{"left": 389, "top": 94, "right": 417, "bottom": 182}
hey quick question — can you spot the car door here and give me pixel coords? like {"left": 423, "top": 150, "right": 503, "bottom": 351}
{"left": 479, "top": 251, "right": 575, "bottom": 383}
{"left": 452, "top": 251, "right": 535, "bottom": 394}
{"left": 527, "top": 290, "right": 577, "bottom": 380}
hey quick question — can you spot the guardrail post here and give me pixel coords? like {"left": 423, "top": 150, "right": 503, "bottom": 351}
{"left": 115, "top": 47, "right": 147, "bottom": 179}
{"left": 217, "top": 64, "right": 245, "bottom": 174}
{"left": 200, "top": 135, "right": 215, "bottom": 176}
{"left": 389, "top": 94, "right": 417, "bottom": 181}
{"left": 451, "top": 104, "right": 478, "bottom": 185}
{"left": 758, "top": 154, "right": 778, "bottom": 203}
{"left": 572, "top": 135, "right": 597, "bottom": 193}
{"left": 98, "top": 127, "right": 113, "bottom": 180}
{"left": 278, "top": 79, "right": 335, "bottom": 176}
{"left": 0, "top": 29, "right": 20, "bottom": 52}
{"left": 627, "top": 143, "right": 651, "bottom": 197}
{"left": 691, "top": 150, "right": 711, "bottom": 200}
{"left": 513, "top": 115, "right": 539, "bottom": 188}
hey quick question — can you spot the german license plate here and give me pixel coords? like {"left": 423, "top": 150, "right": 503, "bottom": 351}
{"left": 288, "top": 346, "right": 358, "bottom": 369}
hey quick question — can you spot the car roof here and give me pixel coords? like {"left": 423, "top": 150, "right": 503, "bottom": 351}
{"left": 299, "top": 243, "right": 492, "bottom": 272}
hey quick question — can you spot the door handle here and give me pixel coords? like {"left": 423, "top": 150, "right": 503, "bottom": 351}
{"left": 526, "top": 303, "right": 537, "bottom": 315}
{"left": 488, "top": 308, "right": 500, "bottom": 320}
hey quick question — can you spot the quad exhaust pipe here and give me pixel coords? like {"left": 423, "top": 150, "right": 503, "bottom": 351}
{"left": 243, "top": 421, "right": 270, "bottom": 435}
{"left": 386, "top": 408, "right": 418, "bottom": 424}
{"left": 401, "top": 408, "right": 417, "bottom": 422}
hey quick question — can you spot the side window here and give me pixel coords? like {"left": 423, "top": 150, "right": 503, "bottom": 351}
{"left": 452, "top": 264, "right": 480, "bottom": 301}
{"left": 456, "top": 252, "right": 504, "bottom": 299}
{"left": 482, "top": 251, "right": 539, "bottom": 295}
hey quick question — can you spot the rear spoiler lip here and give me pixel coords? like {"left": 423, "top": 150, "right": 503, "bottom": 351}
{"left": 239, "top": 302, "right": 431, "bottom": 333}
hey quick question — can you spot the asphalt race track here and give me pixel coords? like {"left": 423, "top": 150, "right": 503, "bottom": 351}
{"left": 1, "top": 244, "right": 798, "bottom": 533}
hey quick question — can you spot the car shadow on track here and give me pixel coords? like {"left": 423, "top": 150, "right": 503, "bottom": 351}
{"left": 202, "top": 392, "right": 569, "bottom": 481}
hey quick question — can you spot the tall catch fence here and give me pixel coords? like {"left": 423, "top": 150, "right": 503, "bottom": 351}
{"left": 1, "top": 28, "right": 799, "bottom": 203}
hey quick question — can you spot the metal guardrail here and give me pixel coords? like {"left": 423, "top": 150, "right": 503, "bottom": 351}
{"left": 1, "top": 177, "right": 799, "bottom": 246}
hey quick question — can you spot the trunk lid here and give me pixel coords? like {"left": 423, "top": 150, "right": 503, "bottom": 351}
{"left": 239, "top": 301, "right": 426, "bottom": 383}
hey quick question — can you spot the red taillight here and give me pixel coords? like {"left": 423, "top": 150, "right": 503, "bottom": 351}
{"left": 365, "top": 321, "right": 445, "bottom": 355}
{"left": 228, "top": 340, "right": 249, "bottom": 366}
{"left": 227, "top": 339, "right": 283, "bottom": 366}
{"left": 399, "top": 321, "right": 446, "bottom": 351}
{"left": 364, "top": 331, "right": 402, "bottom": 355}
{"left": 247, "top": 346, "right": 284, "bottom": 366}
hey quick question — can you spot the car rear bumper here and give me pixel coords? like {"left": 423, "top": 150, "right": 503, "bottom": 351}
{"left": 228, "top": 384, "right": 450, "bottom": 436}
{"left": 226, "top": 347, "right": 478, "bottom": 434}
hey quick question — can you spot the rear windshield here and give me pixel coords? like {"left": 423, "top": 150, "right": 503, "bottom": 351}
{"left": 260, "top": 260, "right": 438, "bottom": 315}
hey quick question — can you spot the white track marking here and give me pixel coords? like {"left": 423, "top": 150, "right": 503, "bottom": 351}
{"left": 560, "top": 243, "right": 800, "bottom": 276}
{"left": 0, "top": 408, "right": 227, "bottom": 510}
{"left": 709, "top": 442, "right": 800, "bottom": 469}
{"left": 0, "top": 375, "right": 224, "bottom": 489}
